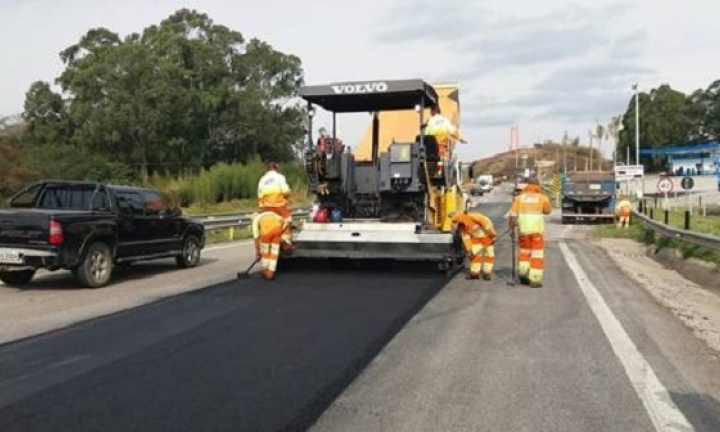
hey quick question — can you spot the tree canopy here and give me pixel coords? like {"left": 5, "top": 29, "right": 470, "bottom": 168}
{"left": 616, "top": 80, "right": 720, "bottom": 170}
{"left": 21, "top": 9, "right": 307, "bottom": 179}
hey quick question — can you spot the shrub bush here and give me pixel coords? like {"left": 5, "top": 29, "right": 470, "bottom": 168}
{"left": 143, "top": 157, "right": 309, "bottom": 208}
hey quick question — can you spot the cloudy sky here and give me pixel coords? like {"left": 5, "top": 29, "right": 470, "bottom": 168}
{"left": 2, "top": 0, "right": 719, "bottom": 162}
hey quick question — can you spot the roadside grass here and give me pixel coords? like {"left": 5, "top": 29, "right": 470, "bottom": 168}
{"left": 182, "top": 193, "right": 313, "bottom": 216}
{"left": 594, "top": 220, "right": 720, "bottom": 268}
{"left": 205, "top": 227, "right": 253, "bottom": 245}
{"left": 643, "top": 206, "right": 720, "bottom": 237}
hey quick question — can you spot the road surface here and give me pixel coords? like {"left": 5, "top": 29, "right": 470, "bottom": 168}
{"left": 1, "top": 187, "right": 719, "bottom": 431}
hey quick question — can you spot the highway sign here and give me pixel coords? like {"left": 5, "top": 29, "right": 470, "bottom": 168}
{"left": 614, "top": 164, "right": 644, "bottom": 181}
{"left": 680, "top": 176, "right": 694, "bottom": 190}
{"left": 657, "top": 177, "right": 674, "bottom": 194}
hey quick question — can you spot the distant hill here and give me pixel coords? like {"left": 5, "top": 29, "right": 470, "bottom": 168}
{"left": 469, "top": 143, "right": 613, "bottom": 181}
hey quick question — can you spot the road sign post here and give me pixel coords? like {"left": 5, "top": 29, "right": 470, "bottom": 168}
{"left": 657, "top": 177, "right": 673, "bottom": 210}
{"left": 614, "top": 164, "right": 644, "bottom": 198}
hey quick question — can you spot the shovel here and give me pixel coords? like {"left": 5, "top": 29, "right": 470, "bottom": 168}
{"left": 237, "top": 257, "right": 261, "bottom": 279}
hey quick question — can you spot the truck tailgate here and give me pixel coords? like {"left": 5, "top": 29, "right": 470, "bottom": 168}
{"left": 0, "top": 210, "right": 52, "bottom": 247}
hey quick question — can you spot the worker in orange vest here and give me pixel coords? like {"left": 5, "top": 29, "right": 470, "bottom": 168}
{"left": 451, "top": 210, "right": 497, "bottom": 280}
{"left": 615, "top": 195, "right": 632, "bottom": 228}
{"left": 252, "top": 211, "right": 293, "bottom": 280}
{"left": 508, "top": 178, "right": 552, "bottom": 288}
{"left": 257, "top": 161, "right": 292, "bottom": 245}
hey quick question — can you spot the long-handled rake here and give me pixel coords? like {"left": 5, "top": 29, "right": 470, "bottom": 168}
{"left": 507, "top": 226, "right": 518, "bottom": 286}
{"left": 237, "top": 257, "right": 261, "bottom": 279}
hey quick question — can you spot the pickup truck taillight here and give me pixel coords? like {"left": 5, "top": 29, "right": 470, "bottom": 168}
{"left": 49, "top": 220, "right": 64, "bottom": 245}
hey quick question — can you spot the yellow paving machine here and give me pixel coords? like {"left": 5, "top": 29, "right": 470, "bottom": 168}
{"left": 281, "top": 78, "right": 470, "bottom": 274}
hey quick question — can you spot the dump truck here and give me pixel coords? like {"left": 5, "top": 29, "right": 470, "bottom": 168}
{"left": 560, "top": 171, "right": 617, "bottom": 224}
{"left": 282, "top": 78, "right": 470, "bottom": 274}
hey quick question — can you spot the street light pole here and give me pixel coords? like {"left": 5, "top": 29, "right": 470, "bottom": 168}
{"left": 633, "top": 82, "right": 639, "bottom": 165}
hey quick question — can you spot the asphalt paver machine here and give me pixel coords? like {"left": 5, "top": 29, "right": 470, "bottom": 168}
{"left": 282, "top": 78, "right": 470, "bottom": 274}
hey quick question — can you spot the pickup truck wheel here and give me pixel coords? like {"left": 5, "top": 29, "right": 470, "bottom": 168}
{"left": 0, "top": 269, "right": 36, "bottom": 286}
{"left": 74, "top": 242, "right": 114, "bottom": 288}
{"left": 176, "top": 235, "right": 201, "bottom": 269}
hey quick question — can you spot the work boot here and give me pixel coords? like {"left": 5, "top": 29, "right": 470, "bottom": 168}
{"left": 529, "top": 281, "right": 543, "bottom": 288}
{"left": 481, "top": 272, "right": 492, "bottom": 281}
{"left": 466, "top": 273, "right": 480, "bottom": 280}
{"left": 261, "top": 270, "right": 275, "bottom": 280}
{"left": 518, "top": 275, "right": 530, "bottom": 285}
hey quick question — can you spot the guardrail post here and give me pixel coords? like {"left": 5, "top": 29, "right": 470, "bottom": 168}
{"left": 650, "top": 208, "right": 654, "bottom": 220}
{"left": 638, "top": 200, "right": 644, "bottom": 214}
{"left": 664, "top": 210, "right": 669, "bottom": 225}
{"left": 684, "top": 211, "right": 690, "bottom": 230}
{"left": 229, "top": 226, "right": 235, "bottom": 241}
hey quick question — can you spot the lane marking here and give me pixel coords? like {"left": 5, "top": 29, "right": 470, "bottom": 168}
{"left": 205, "top": 240, "right": 252, "bottom": 253}
{"left": 558, "top": 241, "right": 694, "bottom": 432}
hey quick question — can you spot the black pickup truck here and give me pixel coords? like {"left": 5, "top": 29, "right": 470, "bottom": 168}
{"left": 0, "top": 180, "right": 205, "bottom": 288}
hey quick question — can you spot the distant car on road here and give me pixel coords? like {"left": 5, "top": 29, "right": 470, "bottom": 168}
{"left": 469, "top": 176, "right": 493, "bottom": 196}
{"left": 0, "top": 180, "right": 205, "bottom": 288}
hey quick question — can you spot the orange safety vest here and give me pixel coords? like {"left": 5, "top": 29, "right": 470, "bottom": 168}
{"left": 252, "top": 212, "right": 289, "bottom": 243}
{"left": 452, "top": 212, "right": 497, "bottom": 250}
{"left": 509, "top": 184, "right": 552, "bottom": 234}
{"left": 616, "top": 199, "right": 632, "bottom": 217}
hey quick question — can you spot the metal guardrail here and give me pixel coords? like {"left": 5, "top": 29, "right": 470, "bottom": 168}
{"left": 196, "top": 209, "right": 311, "bottom": 231}
{"left": 632, "top": 209, "right": 720, "bottom": 251}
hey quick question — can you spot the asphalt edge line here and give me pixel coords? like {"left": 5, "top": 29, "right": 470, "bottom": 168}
{"left": 557, "top": 241, "right": 694, "bottom": 432}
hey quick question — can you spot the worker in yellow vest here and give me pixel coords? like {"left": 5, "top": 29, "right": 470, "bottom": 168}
{"left": 615, "top": 195, "right": 632, "bottom": 229}
{"left": 423, "top": 105, "right": 465, "bottom": 176}
{"left": 508, "top": 178, "right": 552, "bottom": 288}
{"left": 257, "top": 162, "right": 292, "bottom": 245}
{"left": 451, "top": 210, "right": 497, "bottom": 280}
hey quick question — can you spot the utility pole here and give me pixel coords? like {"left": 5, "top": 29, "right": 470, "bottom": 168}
{"left": 633, "top": 82, "right": 639, "bottom": 166}
{"left": 588, "top": 130, "right": 594, "bottom": 172}
{"left": 562, "top": 130, "right": 568, "bottom": 174}
{"left": 556, "top": 146, "right": 560, "bottom": 174}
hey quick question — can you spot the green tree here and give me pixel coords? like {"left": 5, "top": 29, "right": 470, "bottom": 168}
{"left": 22, "top": 9, "right": 306, "bottom": 179}
{"left": 0, "top": 132, "right": 37, "bottom": 201}
{"left": 694, "top": 79, "right": 720, "bottom": 141}
{"left": 618, "top": 84, "right": 697, "bottom": 170}
{"left": 22, "top": 81, "right": 69, "bottom": 146}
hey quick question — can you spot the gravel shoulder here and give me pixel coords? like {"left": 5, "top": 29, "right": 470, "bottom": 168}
{"left": 592, "top": 237, "right": 720, "bottom": 354}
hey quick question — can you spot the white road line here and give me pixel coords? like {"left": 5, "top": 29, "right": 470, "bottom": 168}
{"left": 558, "top": 241, "right": 694, "bottom": 432}
{"left": 204, "top": 240, "right": 252, "bottom": 252}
